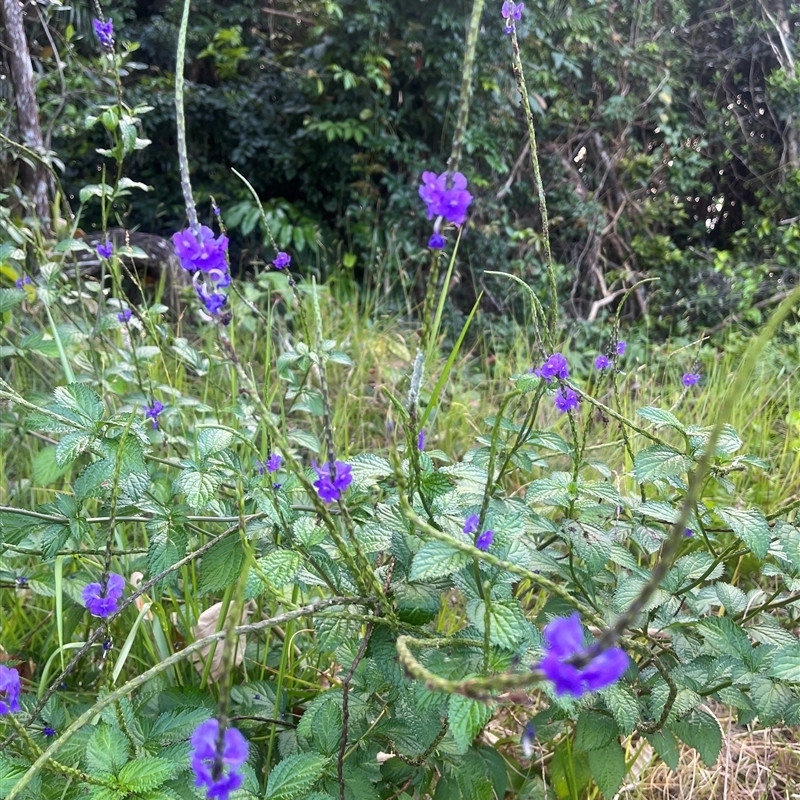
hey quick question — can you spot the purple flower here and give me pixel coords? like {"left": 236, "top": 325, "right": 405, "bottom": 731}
{"left": 594, "top": 354, "right": 610, "bottom": 370}
{"left": 417, "top": 429, "right": 426, "bottom": 451}
{"left": 476, "top": 529, "right": 494, "bottom": 551}
{"left": 144, "top": 400, "right": 164, "bottom": 429}
{"left": 501, "top": 0, "right": 523, "bottom": 31}
{"left": 684, "top": 528, "right": 694, "bottom": 538}
{"left": 272, "top": 252, "right": 291, "bottom": 270}
{"left": 538, "top": 613, "right": 628, "bottom": 697}
{"left": 92, "top": 18, "right": 114, "bottom": 48}
{"left": 418, "top": 171, "right": 473, "bottom": 226}
{"left": 0, "top": 666, "right": 21, "bottom": 715}
{"left": 535, "top": 353, "right": 570, "bottom": 382}
{"left": 43, "top": 726, "right": 56, "bottom": 737}
{"left": 463, "top": 514, "right": 480, "bottom": 535}
{"left": 96, "top": 241, "right": 114, "bottom": 260}
{"left": 197, "top": 285, "right": 228, "bottom": 315}
{"left": 682, "top": 372, "right": 700, "bottom": 386}
{"left": 553, "top": 387, "right": 578, "bottom": 414}
{"left": 172, "top": 226, "right": 229, "bottom": 281}
{"left": 190, "top": 719, "right": 248, "bottom": 800}
{"left": 117, "top": 308, "right": 132, "bottom": 323}
{"left": 616, "top": 341, "right": 627, "bottom": 356}
{"left": 259, "top": 453, "right": 282, "bottom": 474}
{"left": 312, "top": 460, "right": 353, "bottom": 504}
{"left": 521, "top": 721, "right": 536, "bottom": 758}
{"left": 82, "top": 573, "right": 125, "bottom": 618}
{"left": 15, "top": 275, "right": 31, "bottom": 289}
{"left": 428, "top": 232, "right": 446, "bottom": 249}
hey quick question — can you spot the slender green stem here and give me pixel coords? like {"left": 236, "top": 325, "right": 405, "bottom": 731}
{"left": 175, "top": 0, "right": 198, "bottom": 233}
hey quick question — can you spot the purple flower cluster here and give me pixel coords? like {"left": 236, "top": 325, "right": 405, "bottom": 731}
{"left": 682, "top": 372, "right": 700, "bottom": 386}
{"left": 15, "top": 275, "right": 31, "bottom": 289}
{"left": 463, "top": 514, "right": 494, "bottom": 550}
{"left": 428, "top": 232, "right": 446, "bottom": 250}
{"left": 145, "top": 400, "right": 164, "bottom": 429}
{"left": 0, "top": 666, "right": 21, "bottom": 714}
{"left": 594, "top": 341, "right": 626, "bottom": 371}
{"left": 92, "top": 18, "right": 114, "bottom": 49}
{"left": 417, "top": 429, "right": 426, "bottom": 451}
{"left": 616, "top": 341, "right": 627, "bottom": 355}
{"left": 419, "top": 170, "right": 473, "bottom": 249}
{"left": 172, "top": 225, "right": 231, "bottom": 318}
{"left": 272, "top": 252, "right": 291, "bottom": 270}
{"left": 96, "top": 240, "right": 114, "bottom": 260}
{"left": 312, "top": 460, "right": 353, "bottom": 503}
{"left": 554, "top": 387, "right": 578, "bottom": 414}
{"left": 258, "top": 454, "right": 283, "bottom": 475}
{"left": 190, "top": 719, "right": 248, "bottom": 800}
{"left": 538, "top": 613, "right": 628, "bottom": 697}
{"left": 501, "top": 1, "right": 524, "bottom": 33}
{"left": 534, "top": 353, "right": 570, "bottom": 382}
{"left": 82, "top": 573, "right": 125, "bottom": 618}
{"left": 118, "top": 308, "right": 132, "bottom": 323}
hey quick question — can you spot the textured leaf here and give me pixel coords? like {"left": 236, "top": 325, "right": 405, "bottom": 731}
{"left": 466, "top": 598, "right": 530, "bottom": 650}
{"left": 714, "top": 582, "right": 748, "bottom": 615}
{"left": 602, "top": 683, "right": 640, "bottom": 734}
{"left": 769, "top": 644, "right": 800, "bottom": 683}
{"left": 32, "top": 445, "right": 69, "bottom": 486}
{"left": 633, "top": 445, "right": 694, "bottom": 483}
{"left": 575, "top": 712, "right": 619, "bottom": 751}
{"left": 645, "top": 730, "right": 679, "bottom": 771}
{"left": 74, "top": 458, "right": 116, "bottom": 500}
{"left": 265, "top": 753, "right": 329, "bottom": 800}
{"left": 147, "top": 708, "right": 210, "bottom": 745}
{"left": 86, "top": 724, "right": 130, "bottom": 774}
{"left": 117, "top": 757, "right": 175, "bottom": 791}
{"left": 53, "top": 383, "right": 105, "bottom": 424}
{"left": 636, "top": 406, "right": 685, "bottom": 431}
{"left": 146, "top": 518, "right": 188, "bottom": 588}
{"left": 669, "top": 710, "right": 722, "bottom": 767}
{"left": 258, "top": 549, "right": 303, "bottom": 588}
{"left": 448, "top": 695, "right": 493, "bottom": 753}
{"left": 55, "top": 431, "right": 93, "bottom": 467}
{"left": 410, "top": 540, "right": 472, "bottom": 581}
{"left": 197, "top": 428, "right": 234, "bottom": 458}
{"left": 716, "top": 507, "right": 771, "bottom": 559}
{"left": 173, "top": 468, "right": 220, "bottom": 511}
{"left": 587, "top": 741, "right": 625, "bottom": 798}
{"left": 749, "top": 677, "right": 792, "bottom": 725}
{"left": 197, "top": 534, "right": 244, "bottom": 596}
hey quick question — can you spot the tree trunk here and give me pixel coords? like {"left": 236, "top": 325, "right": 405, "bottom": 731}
{"left": 1, "top": 0, "right": 50, "bottom": 226}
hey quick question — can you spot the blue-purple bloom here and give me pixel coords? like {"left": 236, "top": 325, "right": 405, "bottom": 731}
{"left": 534, "top": 353, "right": 570, "bottom": 382}
{"left": 419, "top": 171, "right": 473, "bottom": 226}
{"left": 15, "top": 275, "right": 31, "bottom": 289}
{"left": 594, "top": 354, "right": 610, "bottom": 370}
{"left": 428, "top": 232, "right": 446, "bottom": 249}
{"left": 144, "top": 400, "right": 164, "bottom": 429}
{"left": 172, "top": 226, "right": 229, "bottom": 283}
{"left": 682, "top": 372, "right": 700, "bottom": 386}
{"left": 554, "top": 387, "right": 578, "bottom": 414}
{"left": 616, "top": 341, "right": 627, "bottom": 356}
{"left": 43, "top": 726, "right": 56, "bottom": 737}
{"left": 501, "top": 0, "right": 523, "bottom": 32}
{"left": 463, "top": 514, "right": 480, "bottom": 535}
{"left": 92, "top": 18, "right": 114, "bottom": 48}
{"left": 258, "top": 454, "right": 282, "bottom": 475}
{"left": 197, "top": 285, "right": 228, "bottom": 315}
{"left": 312, "top": 460, "right": 353, "bottom": 503}
{"left": 538, "top": 613, "right": 628, "bottom": 697}
{"left": 117, "top": 308, "right": 132, "bottom": 323}
{"left": 82, "top": 573, "right": 125, "bottom": 618}
{"left": 417, "top": 429, "right": 426, "bottom": 451}
{"left": 521, "top": 721, "right": 536, "bottom": 758}
{"left": 190, "top": 719, "right": 248, "bottom": 800}
{"left": 684, "top": 528, "right": 694, "bottom": 538}
{"left": 476, "top": 529, "right": 494, "bottom": 551}
{"left": 96, "top": 240, "right": 114, "bottom": 260}
{"left": 0, "top": 666, "right": 21, "bottom": 714}
{"left": 272, "top": 252, "right": 291, "bottom": 270}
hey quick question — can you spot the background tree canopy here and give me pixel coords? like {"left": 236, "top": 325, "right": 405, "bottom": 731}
{"left": 2, "top": 0, "right": 799, "bottom": 329}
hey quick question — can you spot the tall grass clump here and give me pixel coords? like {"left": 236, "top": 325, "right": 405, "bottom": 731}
{"left": 2, "top": 2, "right": 800, "bottom": 799}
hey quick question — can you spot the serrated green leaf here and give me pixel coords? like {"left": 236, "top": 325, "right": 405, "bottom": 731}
{"left": 173, "top": 469, "right": 220, "bottom": 511}
{"left": 575, "top": 712, "right": 619, "bottom": 751}
{"left": 633, "top": 445, "right": 694, "bottom": 483}
{"left": 714, "top": 582, "right": 748, "bottom": 615}
{"left": 587, "top": 740, "right": 625, "bottom": 798}
{"left": 645, "top": 730, "right": 679, "bottom": 771}
{"left": 669, "top": 710, "right": 722, "bottom": 767}
{"left": 466, "top": 598, "right": 530, "bottom": 650}
{"left": 197, "top": 534, "right": 244, "bottom": 596}
{"left": 147, "top": 708, "right": 210, "bottom": 745}
{"left": 74, "top": 458, "right": 116, "bottom": 500}
{"left": 613, "top": 576, "right": 667, "bottom": 614}
{"left": 769, "top": 644, "right": 800, "bottom": 683}
{"left": 146, "top": 518, "right": 187, "bottom": 589}
{"left": 0, "top": 287, "right": 26, "bottom": 312}
{"left": 117, "top": 757, "right": 175, "bottom": 791}
{"left": 749, "top": 676, "right": 792, "bottom": 724}
{"left": 86, "top": 724, "right": 130, "bottom": 774}
{"left": 197, "top": 428, "right": 234, "bottom": 458}
{"left": 258, "top": 549, "right": 302, "bottom": 588}
{"left": 602, "top": 683, "right": 640, "bottom": 734}
{"left": 265, "top": 753, "right": 329, "bottom": 800}
{"left": 636, "top": 406, "right": 685, "bottom": 431}
{"left": 32, "top": 445, "right": 69, "bottom": 486}
{"left": 55, "top": 431, "right": 93, "bottom": 467}
{"left": 53, "top": 383, "right": 105, "bottom": 424}
{"left": 716, "top": 507, "right": 771, "bottom": 559}
{"left": 448, "top": 694, "right": 493, "bottom": 753}
{"left": 410, "top": 540, "right": 472, "bottom": 581}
